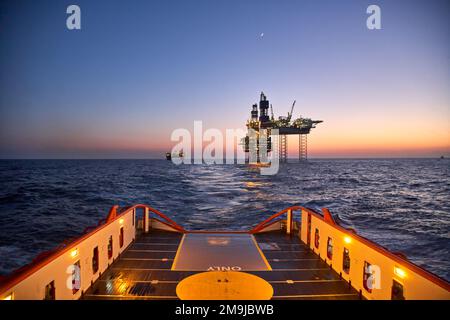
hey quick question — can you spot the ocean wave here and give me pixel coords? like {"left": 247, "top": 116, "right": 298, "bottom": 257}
{"left": 0, "top": 159, "right": 449, "bottom": 281}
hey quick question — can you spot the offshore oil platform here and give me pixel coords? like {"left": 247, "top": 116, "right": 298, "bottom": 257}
{"left": 243, "top": 92, "right": 322, "bottom": 163}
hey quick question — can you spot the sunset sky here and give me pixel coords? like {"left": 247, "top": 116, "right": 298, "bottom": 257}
{"left": 0, "top": 0, "right": 449, "bottom": 158}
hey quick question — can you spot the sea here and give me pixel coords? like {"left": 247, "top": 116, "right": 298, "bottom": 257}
{"left": 0, "top": 159, "right": 449, "bottom": 281}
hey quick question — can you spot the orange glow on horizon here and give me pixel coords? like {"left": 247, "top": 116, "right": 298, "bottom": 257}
{"left": 9, "top": 109, "right": 449, "bottom": 157}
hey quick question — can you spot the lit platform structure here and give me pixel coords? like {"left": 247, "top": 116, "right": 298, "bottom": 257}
{"left": 1, "top": 204, "right": 449, "bottom": 300}
{"left": 242, "top": 92, "right": 323, "bottom": 162}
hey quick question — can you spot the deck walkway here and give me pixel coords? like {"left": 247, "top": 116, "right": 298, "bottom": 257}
{"left": 83, "top": 230, "right": 359, "bottom": 300}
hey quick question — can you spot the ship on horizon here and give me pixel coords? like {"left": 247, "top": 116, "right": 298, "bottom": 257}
{"left": 166, "top": 150, "right": 184, "bottom": 161}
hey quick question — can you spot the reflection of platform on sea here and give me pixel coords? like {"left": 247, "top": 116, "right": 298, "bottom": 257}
{"left": 248, "top": 162, "right": 271, "bottom": 168}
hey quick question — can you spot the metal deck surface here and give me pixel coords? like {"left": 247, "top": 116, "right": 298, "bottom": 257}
{"left": 172, "top": 233, "right": 270, "bottom": 271}
{"left": 83, "top": 230, "right": 360, "bottom": 300}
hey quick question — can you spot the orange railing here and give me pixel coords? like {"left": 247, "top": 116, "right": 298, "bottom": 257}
{"left": 0, "top": 204, "right": 136, "bottom": 299}
{"left": 118, "top": 204, "right": 186, "bottom": 233}
{"left": 249, "top": 205, "right": 302, "bottom": 233}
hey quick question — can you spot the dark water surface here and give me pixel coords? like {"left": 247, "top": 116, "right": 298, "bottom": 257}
{"left": 0, "top": 159, "right": 449, "bottom": 280}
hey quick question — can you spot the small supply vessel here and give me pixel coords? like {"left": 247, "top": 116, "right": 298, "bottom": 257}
{"left": 166, "top": 150, "right": 184, "bottom": 161}
{"left": 0, "top": 205, "right": 449, "bottom": 300}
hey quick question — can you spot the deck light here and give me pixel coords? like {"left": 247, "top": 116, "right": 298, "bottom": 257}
{"left": 394, "top": 267, "right": 406, "bottom": 278}
{"left": 344, "top": 236, "right": 352, "bottom": 244}
{"left": 117, "top": 279, "right": 130, "bottom": 294}
{"left": 70, "top": 248, "right": 78, "bottom": 258}
{"left": 119, "top": 218, "right": 124, "bottom": 225}
{"left": 2, "top": 293, "right": 13, "bottom": 300}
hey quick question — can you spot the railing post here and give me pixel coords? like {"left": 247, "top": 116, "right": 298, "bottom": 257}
{"left": 144, "top": 207, "right": 150, "bottom": 233}
{"left": 286, "top": 208, "right": 292, "bottom": 235}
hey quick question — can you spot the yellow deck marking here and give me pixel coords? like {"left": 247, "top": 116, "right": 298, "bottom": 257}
{"left": 176, "top": 271, "right": 273, "bottom": 300}
{"left": 171, "top": 234, "right": 270, "bottom": 271}
{"left": 269, "top": 279, "right": 344, "bottom": 283}
{"left": 171, "top": 233, "right": 186, "bottom": 270}
{"left": 251, "top": 235, "right": 272, "bottom": 271}
{"left": 98, "top": 279, "right": 179, "bottom": 284}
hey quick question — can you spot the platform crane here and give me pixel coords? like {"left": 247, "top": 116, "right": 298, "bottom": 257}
{"left": 287, "top": 100, "right": 296, "bottom": 123}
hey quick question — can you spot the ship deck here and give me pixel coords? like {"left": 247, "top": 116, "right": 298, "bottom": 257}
{"left": 83, "top": 230, "right": 360, "bottom": 300}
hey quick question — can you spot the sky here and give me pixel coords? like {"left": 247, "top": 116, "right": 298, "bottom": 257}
{"left": 0, "top": 0, "right": 449, "bottom": 158}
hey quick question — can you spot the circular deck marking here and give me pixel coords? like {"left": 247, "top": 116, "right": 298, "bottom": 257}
{"left": 176, "top": 271, "right": 273, "bottom": 300}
